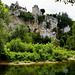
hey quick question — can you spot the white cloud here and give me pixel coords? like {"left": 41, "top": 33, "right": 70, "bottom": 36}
{"left": 2, "top": 0, "right": 75, "bottom": 20}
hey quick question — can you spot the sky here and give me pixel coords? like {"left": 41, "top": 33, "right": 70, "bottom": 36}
{"left": 2, "top": 0, "right": 75, "bottom": 21}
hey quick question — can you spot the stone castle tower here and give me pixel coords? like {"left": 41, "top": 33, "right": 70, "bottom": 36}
{"left": 32, "top": 5, "right": 42, "bottom": 23}
{"left": 32, "top": 5, "right": 42, "bottom": 16}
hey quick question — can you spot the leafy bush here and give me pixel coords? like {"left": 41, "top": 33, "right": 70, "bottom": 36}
{"left": 19, "top": 13, "right": 34, "bottom": 21}
{"left": 66, "top": 36, "right": 75, "bottom": 50}
{"left": 4, "top": 40, "right": 75, "bottom": 62}
{"left": 44, "top": 43, "right": 54, "bottom": 54}
{"left": 9, "top": 23, "right": 29, "bottom": 41}
{"left": 6, "top": 39, "right": 25, "bottom": 52}
{"left": 24, "top": 43, "right": 34, "bottom": 53}
{"left": 34, "top": 43, "right": 43, "bottom": 53}
{"left": 38, "top": 15, "right": 45, "bottom": 24}
{"left": 53, "top": 49, "right": 68, "bottom": 61}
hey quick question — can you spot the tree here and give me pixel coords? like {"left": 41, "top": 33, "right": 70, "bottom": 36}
{"left": 72, "top": 21, "right": 75, "bottom": 37}
{"left": 0, "top": 1, "right": 11, "bottom": 25}
{"left": 40, "top": 9, "right": 45, "bottom": 15}
{"left": 66, "top": 36, "right": 75, "bottom": 50}
{"left": 59, "top": 32, "right": 70, "bottom": 47}
{"left": 57, "top": 12, "right": 73, "bottom": 46}
{"left": 66, "top": 21, "right": 75, "bottom": 50}
{"left": 55, "top": 0, "right": 75, "bottom": 4}
{"left": 19, "top": 12, "right": 34, "bottom": 22}
{"left": 57, "top": 12, "right": 73, "bottom": 30}
{"left": 42, "top": 36, "right": 51, "bottom": 44}
{"left": 0, "top": 1, "right": 10, "bottom": 48}
{"left": 0, "top": 1, "right": 10, "bottom": 59}
{"left": 9, "top": 23, "right": 29, "bottom": 41}
{"left": 31, "top": 32, "right": 42, "bottom": 44}
{"left": 24, "top": 33, "right": 32, "bottom": 43}
{"left": 38, "top": 15, "right": 45, "bottom": 24}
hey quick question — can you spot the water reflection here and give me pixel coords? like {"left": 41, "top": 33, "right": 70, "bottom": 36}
{"left": 0, "top": 61, "right": 75, "bottom": 75}
{"left": 63, "top": 68, "right": 68, "bottom": 75}
{"left": 50, "top": 72, "right": 55, "bottom": 75}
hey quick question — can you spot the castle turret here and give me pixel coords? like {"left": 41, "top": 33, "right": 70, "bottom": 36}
{"left": 32, "top": 5, "right": 42, "bottom": 16}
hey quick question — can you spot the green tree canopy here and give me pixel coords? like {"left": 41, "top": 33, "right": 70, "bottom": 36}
{"left": 57, "top": 12, "right": 73, "bottom": 29}
{"left": 55, "top": 0, "right": 75, "bottom": 4}
{"left": 19, "top": 12, "right": 34, "bottom": 22}
{"left": 40, "top": 9, "right": 45, "bottom": 15}
{"left": 72, "top": 21, "right": 75, "bottom": 37}
{"left": 66, "top": 21, "right": 75, "bottom": 50}
{"left": 0, "top": 1, "right": 10, "bottom": 55}
{"left": 38, "top": 15, "right": 45, "bottom": 24}
{"left": 9, "top": 23, "right": 32, "bottom": 43}
{"left": 0, "top": 1, "right": 11, "bottom": 25}
{"left": 9, "top": 23, "right": 29, "bottom": 40}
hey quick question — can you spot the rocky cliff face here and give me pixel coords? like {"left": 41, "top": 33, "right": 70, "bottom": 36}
{"left": 9, "top": 15, "right": 57, "bottom": 38}
{"left": 9, "top": 2, "right": 58, "bottom": 38}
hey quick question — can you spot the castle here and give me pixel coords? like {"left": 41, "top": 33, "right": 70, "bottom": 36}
{"left": 32, "top": 5, "right": 42, "bottom": 16}
{"left": 9, "top": 1, "right": 59, "bottom": 38}
{"left": 10, "top": 1, "right": 27, "bottom": 16}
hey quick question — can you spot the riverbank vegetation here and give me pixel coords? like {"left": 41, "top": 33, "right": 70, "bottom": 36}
{"left": 3, "top": 39, "right": 75, "bottom": 62}
{"left": 0, "top": 1, "right": 75, "bottom": 62}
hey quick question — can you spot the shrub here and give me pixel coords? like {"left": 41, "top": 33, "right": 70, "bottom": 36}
{"left": 34, "top": 43, "right": 43, "bottom": 53}
{"left": 53, "top": 49, "right": 68, "bottom": 61}
{"left": 44, "top": 43, "right": 54, "bottom": 54}
{"left": 6, "top": 39, "right": 25, "bottom": 52}
{"left": 24, "top": 43, "right": 34, "bottom": 53}
{"left": 4, "top": 41, "right": 75, "bottom": 62}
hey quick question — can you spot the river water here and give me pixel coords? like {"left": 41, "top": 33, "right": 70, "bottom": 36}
{"left": 0, "top": 61, "right": 75, "bottom": 75}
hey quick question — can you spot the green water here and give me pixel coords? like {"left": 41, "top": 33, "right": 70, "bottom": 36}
{"left": 0, "top": 61, "right": 75, "bottom": 75}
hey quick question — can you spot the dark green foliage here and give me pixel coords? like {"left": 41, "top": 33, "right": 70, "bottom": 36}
{"left": 72, "top": 21, "right": 75, "bottom": 37}
{"left": 52, "top": 28, "right": 57, "bottom": 32}
{"left": 0, "top": 1, "right": 10, "bottom": 57}
{"left": 19, "top": 12, "right": 34, "bottom": 22}
{"left": 42, "top": 36, "right": 51, "bottom": 44}
{"left": 9, "top": 23, "right": 32, "bottom": 43}
{"left": 31, "top": 32, "right": 42, "bottom": 44}
{"left": 66, "top": 36, "right": 75, "bottom": 50}
{"left": 0, "top": 39, "right": 4, "bottom": 53}
{"left": 55, "top": 0, "right": 75, "bottom": 4}
{"left": 65, "top": 21, "right": 75, "bottom": 50}
{"left": 57, "top": 13, "right": 73, "bottom": 47}
{"left": 46, "top": 22, "right": 51, "bottom": 29}
{"left": 57, "top": 12, "right": 73, "bottom": 29}
{"left": 40, "top": 9, "right": 45, "bottom": 15}
{"left": 31, "top": 32, "right": 51, "bottom": 44}
{"left": 58, "top": 28, "right": 72, "bottom": 47}
{"left": 59, "top": 32, "right": 70, "bottom": 47}
{"left": 38, "top": 15, "right": 45, "bottom": 24}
